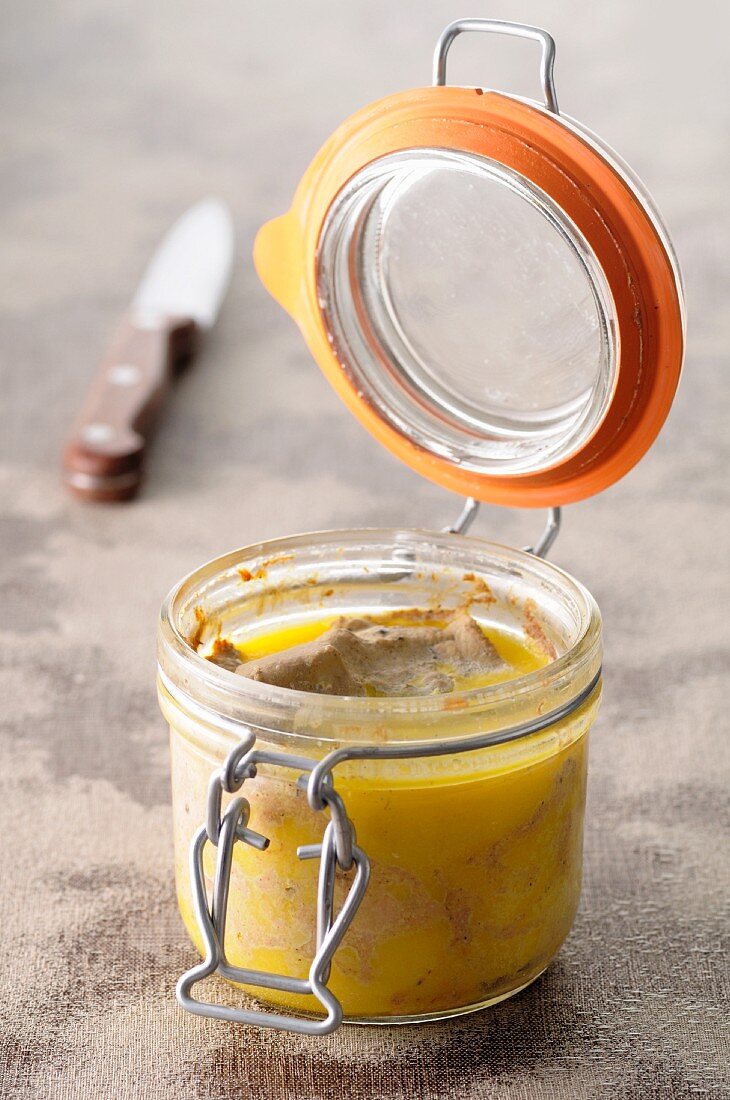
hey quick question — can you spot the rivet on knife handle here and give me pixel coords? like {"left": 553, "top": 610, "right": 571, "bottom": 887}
{"left": 62, "top": 313, "right": 197, "bottom": 502}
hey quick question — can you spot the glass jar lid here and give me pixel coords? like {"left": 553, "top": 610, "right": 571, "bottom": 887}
{"left": 254, "top": 19, "right": 684, "bottom": 507}
{"left": 317, "top": 147, "right": 617, "bottom": 477}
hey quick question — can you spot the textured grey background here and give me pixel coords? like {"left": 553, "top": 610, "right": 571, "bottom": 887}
{"left": 1, "top": 1, "right": 728, "bottom": 1097}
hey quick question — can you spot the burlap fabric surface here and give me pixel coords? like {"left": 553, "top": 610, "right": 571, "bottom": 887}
{"left": 2, "top": 1, "right": 728, "bottom": 1097}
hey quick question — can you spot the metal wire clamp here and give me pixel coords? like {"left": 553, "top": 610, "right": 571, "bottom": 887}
{"left": 442, "top": 498, "right": 562, "bottom": 560}
{"left": 433, "top": 17, "right": 559, "bottom": 114}
{"left": 176, "top": 733, "right": 371, "bottom": 1036}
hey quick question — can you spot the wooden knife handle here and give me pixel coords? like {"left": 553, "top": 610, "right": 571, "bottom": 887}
{"left": 63, "top": 313, "right": 198, "bottom": 501}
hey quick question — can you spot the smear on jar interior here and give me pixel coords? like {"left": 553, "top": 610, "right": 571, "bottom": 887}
{"left": 204, "top": 612, "right": 547, "bottom": 696}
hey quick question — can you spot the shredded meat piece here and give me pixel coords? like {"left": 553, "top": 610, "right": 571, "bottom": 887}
{"left": 233, "top": 614, "right": 504, "bottom": 697}
{"left": 207, "top": 638, "right": 243, "bottom": 673}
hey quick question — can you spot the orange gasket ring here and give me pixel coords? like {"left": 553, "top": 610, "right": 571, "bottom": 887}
{"left": 255, "top": 88, "right": 684, "bottom": 507}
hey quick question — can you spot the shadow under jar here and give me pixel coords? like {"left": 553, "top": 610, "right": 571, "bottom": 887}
{"left": 158, "top": 530, "right": 602, "bottom": 1025}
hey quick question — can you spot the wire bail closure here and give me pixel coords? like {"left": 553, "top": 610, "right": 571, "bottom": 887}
{"left": 177, "top": 732, "right": 371, "bottom": 1036}
{"left": 432, "top": 19, "right": 563, "bottom": 559}
{"left": 433, "top": 17, "right": 559, "bottom": 114}
{"left": 443, "top": 498, "right": 562, "bottom": 560}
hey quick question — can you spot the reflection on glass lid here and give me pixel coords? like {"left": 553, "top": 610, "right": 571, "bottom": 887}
{"left": 317, "top": 149, "right": 618, "bottom": 476}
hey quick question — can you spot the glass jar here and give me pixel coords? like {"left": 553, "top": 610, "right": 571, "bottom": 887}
{"left": 158, "top": 529, "right": 602, "bottom": 1028}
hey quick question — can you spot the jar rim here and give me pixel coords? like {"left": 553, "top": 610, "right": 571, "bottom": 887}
{"left": 158, "top": 528, "right": 601, "bottom": 748}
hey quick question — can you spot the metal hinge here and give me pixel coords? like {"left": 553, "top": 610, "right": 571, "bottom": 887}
{"left": 443, "top": 498, "right": 562, "bottom": 560}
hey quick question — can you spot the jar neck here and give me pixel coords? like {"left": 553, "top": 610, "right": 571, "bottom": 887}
{"left": 157, "top": 529, "right": 602, "bottom": 759}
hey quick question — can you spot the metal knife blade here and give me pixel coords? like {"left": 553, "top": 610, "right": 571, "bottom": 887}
{"left": 62, "top": 198, "right": 235, "bottom": 502}
{"left": 132, "top": 198, "right": 235, "bottom": 329}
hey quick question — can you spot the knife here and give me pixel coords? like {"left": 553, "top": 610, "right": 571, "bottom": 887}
{"left": 63, "top": 198, "right": 235, "bottom": 501}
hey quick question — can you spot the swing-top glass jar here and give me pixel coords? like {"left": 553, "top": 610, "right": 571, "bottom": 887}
{"left": 158, "top": 18, "right": 684, "bottom": 1034}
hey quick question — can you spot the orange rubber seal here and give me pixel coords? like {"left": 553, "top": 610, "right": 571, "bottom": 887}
{"left": 254, "top": 87, "right": 684, "bottom": 507}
